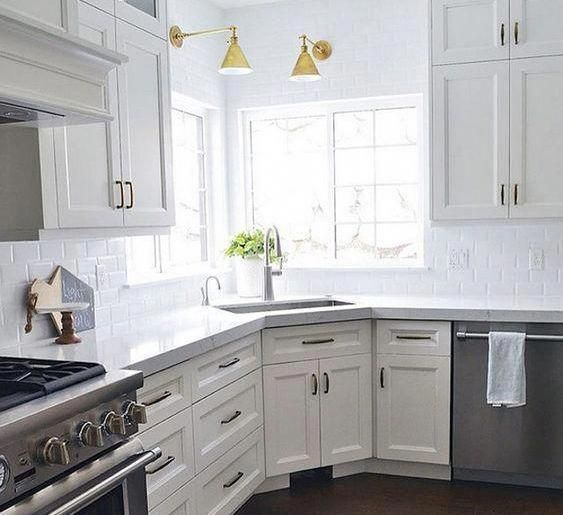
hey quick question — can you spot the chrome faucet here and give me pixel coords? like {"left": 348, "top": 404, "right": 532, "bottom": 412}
{"left": 263, "top": 226, "right": 283, "bottom": 301}
{"left": 201, "top": 276, "right": 221, "bottom": 306}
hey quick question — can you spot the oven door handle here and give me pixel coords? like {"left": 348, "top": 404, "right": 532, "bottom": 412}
{"left": 46, "top": 447, "right": 161, "bottom": 515}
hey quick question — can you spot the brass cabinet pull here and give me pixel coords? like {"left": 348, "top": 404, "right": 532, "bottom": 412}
{"left": 380, "top": 367, "right": 385, "bottom": 389}
{"left": 125, "top": 181, "right": 134, "bottom": 209}
{"left": 500, "top": 23, "right": 505, "bottom": 46}
{"left": 223, "top": 471, "right": 244, "bottom": 488}
{"left": 302, "top": 338, "right": 335, "bottom": 345}
{"left": 219, "top": 357, "right": 240, "bottom": 369}
{"left": 323, "top": 372, "right": 329, "bottom": 394}
{"left": 514, "top": 184, "right": 519, "bottom": 205}
{"left": 312, "top": 373, "right": 318, "bottom": 395}
{"left": 221, "top": 410, "right": 242, "bottom": 425}
{"left": 142, "top": 390, "right": 172, "bottom": 407}
{"left": 115, "top": 180, "right": 125, "bottom": 209}
{"left": 146, "top": 455, "right": 175, "bottom": 475}
{"left": 514, "top": 21, "right": 519, "bottom": 44}
{"left": 500, "top": 184, "right": 506, "bottom": 206}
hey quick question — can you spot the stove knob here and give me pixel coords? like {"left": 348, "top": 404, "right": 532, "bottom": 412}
{"left": 37, "top": 437, "right": 71, "bottom": 466}
{"left": 102, "top": 411, "right": 127, "bottom": 436}
{"left": 124, "top": 401, "right": 148, "bottom": 424}
{"left": 78, "top": 421, "right": 104, "bottom": 447}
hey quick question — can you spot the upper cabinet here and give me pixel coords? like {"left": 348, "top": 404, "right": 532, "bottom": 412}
{"left": 115, "top": 0, "right": 168, "bottom": 39}
{"left": 0, "top": 0, "right": 77, "bottom": 32}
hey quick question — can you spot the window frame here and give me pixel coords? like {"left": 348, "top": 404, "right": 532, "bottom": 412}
{"left": 242, "top": 95, "right": 426, "bottom": 269}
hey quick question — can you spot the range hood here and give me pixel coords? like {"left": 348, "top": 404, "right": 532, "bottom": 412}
{"left": 0, "top": 6, "right": 127, "bottom": 127}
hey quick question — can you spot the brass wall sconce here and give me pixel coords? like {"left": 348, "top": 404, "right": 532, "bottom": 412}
{"left": 169, "top": 25, "right": 253, "bottom": 76}
{"left": 290, "top": 34, "right": 332, "bottom": 82}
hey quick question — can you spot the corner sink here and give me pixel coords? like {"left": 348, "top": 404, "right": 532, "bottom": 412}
{"left": 216, "top": 299, "right": 353, "bottom": 314}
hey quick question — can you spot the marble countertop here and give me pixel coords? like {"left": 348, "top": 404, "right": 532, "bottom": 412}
{"left": 3, "top": 294, "right": 563, "bottom": 376}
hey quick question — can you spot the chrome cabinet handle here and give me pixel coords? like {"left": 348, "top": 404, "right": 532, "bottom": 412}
{"left": 115, "top": 181, "right": 124, "bottom": 209}
{"left": 323, "top": 372, "right": 329, "bottom": 394}
{"left": 500, "top": 184, "right": 505, "bottom": 206}
{"left": 514, "top": 184, "right": 519, "bottom": 205}
{"left": 380, "top": 367, "right": 385, "bottom": 389}
{"left": 312, "top": 373, "right": 318, "bottom": 395}
{"left": 500, "top": 23, "right": 505, "bottom": 46}
{"left": 514, "top": 21, "right": 519, "bottom": 44}
{"left": 223, "top": 471, "right": 244, "bottom": 488}
{"left": 219, "top": 357, "right": 240, "bottom": 369}
{"left": 396, "top": 335, "right": 433, "bottom": 341}
{"left": 142, "top": 390, "right": 172, "bottom": 407}
{"left": 146, "top": 455, "right": 175, "bottom": 475}
{"left": 221, "top": 410, "right": 242, "bottom": 425}
{"left": 302, "top": 338, "right": 335, "bottom": 345}
{"left": 125, "top": 181, "right": 134, "bottom": 209}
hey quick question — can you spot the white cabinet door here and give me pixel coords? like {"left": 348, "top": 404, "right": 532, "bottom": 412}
{"left": 115, "top": 0, "right": 168, "bottom": 39}
{"left": 376, "top": 355, "right": 451, "bottom": 465}
{"left": 510, "top": 56, "right": 563, "bottom": 219}
{"left": 432, "top": 61, "right": 510, "bottom": 220}
{"left": 263, "top": 361, "right": 321, "bottom": 477}
{"left": 52, "top": 2, "right": 123, "bottom": 228}
{"left": 0, "top": 0, "right": 77, "bottom": 32}
{"left": 510, "top": 0, "right": 563, "bottom": 58}
{"left": 116, "top": 20, "right": 175, "bottom": 227}
{"left": 319, "top": 354, "right": 372, "bottom": 466}
{"left": 431, "top": 0, "right": 509, "bottom": 64}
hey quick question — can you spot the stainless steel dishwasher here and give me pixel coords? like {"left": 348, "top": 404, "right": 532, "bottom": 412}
{"left": 453, "top": 321, "right": 563, "bottom": 489}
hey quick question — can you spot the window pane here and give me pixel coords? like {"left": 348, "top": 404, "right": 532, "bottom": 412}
{"left": 334, "top": 111, "right": 373, "bottom": 148}
{"left": 375, "top": 146, "right": 418, "bottom": 184}
{"left": 336, "top": 224, "right": 375, "bottom": 262}
{"left": 376, "top": 223, "right": 418, "bottom": 261}
{"left": 375, "top": 185, "right": 418, "bottom": 222}
{"left": 335, "top": 148, "right": 374, "bottom": 186}
{"left": 250, "top": 119, "right": 288, "bottom": 154}
{"left": 286, "top": 117, "right": 326, "bottom": 152}
{"left": 375, "top": 107, "right": 417, "bottom": 146}
{"left": 335, "top": 186, "right": 375, "bottom": 223}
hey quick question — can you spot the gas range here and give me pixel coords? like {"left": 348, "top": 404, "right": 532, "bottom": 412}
{"left": 0, "top": 357, "right": 157, "bottom": 514}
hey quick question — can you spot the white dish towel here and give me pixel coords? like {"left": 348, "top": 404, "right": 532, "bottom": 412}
{"left": 487, "top": 331, "right": 526, "bottom": 408}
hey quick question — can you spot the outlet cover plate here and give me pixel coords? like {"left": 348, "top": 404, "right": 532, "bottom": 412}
{"left": 529, "top": 248, "right": 544, "bottom": 271}
{"left": 448, "top": 248, "right": 469, "bottom": 270}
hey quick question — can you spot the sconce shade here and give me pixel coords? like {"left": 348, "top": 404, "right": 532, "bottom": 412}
{"left": 219, "top": 36, "right": 253, "bottom": 75}
{"left": 290, "top": 46, "right": 321, "bottom": 82}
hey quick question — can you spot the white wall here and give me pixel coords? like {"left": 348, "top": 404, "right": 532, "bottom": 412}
{"left": 222, "top": 0, "right": 563, "bottom": 297}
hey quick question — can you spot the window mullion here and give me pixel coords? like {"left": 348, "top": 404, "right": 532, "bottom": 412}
{"left": 328, "top": 107, "right": 337, "bottom": 260}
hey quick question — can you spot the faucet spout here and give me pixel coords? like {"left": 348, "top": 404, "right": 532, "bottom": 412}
{"left": 201, "top": 275, "right": 221, "bottom": 306}
{"left": 263, "top": 226, "right": 283, "bottom": 301}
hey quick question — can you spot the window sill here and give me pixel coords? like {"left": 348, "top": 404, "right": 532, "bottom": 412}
{"left": 284, "top": 263, "right": 428, "bottom": 273}
{"left": 124, "top": 265, "right": 229, "bottom": 289}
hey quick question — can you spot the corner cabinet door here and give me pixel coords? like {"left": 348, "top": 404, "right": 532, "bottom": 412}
{"left": 510, "top": 56, "right": 563, "bottom": 219}
{"left": 431, "top": 0, "right": 509, "bottom": 65}
{"left": 510, "top": 1, "right": 563, "bottom": 59}
{"left": 319, "top": 354, "right": 372, "bottom": 466}
{"left": 432, "top": 61, "right": 510, "bottom": 220}
{"left": 117, "top": 20, "right": 175, "bottom": 227}
{"left": 115, "top": 0, "right": 168, "bottom": 39}
{"left": 376, "top": 355, "right": 451, "bottom": 465}
{"left": 51, "top": 2, "right": 123, "bottom": 228}
{"left": 263, "top": 361, "right": 321, "bottom": 477}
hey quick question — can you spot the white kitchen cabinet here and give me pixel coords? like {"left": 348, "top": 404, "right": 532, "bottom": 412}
{"left": 0, "top": 0, "right": 78, "bottom": 32}
{"left": 51, "top": 2, "right": 123, "bottom": 229}
{"left": 432, "top": 61, "right": 510, "bottom": 220}
{"left": 510, "top": 0, "right": 563, "bottom": 59}
{"left": 263, "top": 360, "right": 321, "bottom": 477}
{"left": 150, "top": 479, "right": 196, "bottom": 515}
{"left": 115, "top": 0, "right": 168, "bottom": 39}
{"left": 319, "top": 355, "right": 372, "bottom": 466}
{"left": 376, "top": 320, "right": 451, "bottom": 356}
{"left": 431, "top": 0, "right": 509, "bottom": 65}
{"left": 510, "top": 56, "right": 563, "bottom": 218}
{"left": 116, "top": 20, "right": 175, "bottom": 227}
{"left": 376, "top": 354, "right": 450, "bottom": 465}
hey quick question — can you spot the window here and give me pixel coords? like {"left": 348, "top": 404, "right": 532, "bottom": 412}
{"left": 246, "top": 96, "right": 423, "bottom": 267}
{"left": 127, "top": 106, "right": 210, "bottom": 276}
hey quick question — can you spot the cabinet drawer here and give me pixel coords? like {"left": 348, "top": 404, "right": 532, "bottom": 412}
{"left": 193, "top": 369, "right": 263, "bottom": 474}
{"left": 263, "top": 321, "right": 371, "bottom": 364}
{"left": 138, "top": 408, "right": 196, "bottom": 511}
{"left": 376, "top": 320, "right": 451, "bottom": 356}
{"left": 150, "top": 478, "right": 196, "bottom": 515}
{"left": 138, "top": 362, "right": 192, "bottom": 431}
{"left": 191, "top": 333, "right": 261, "bottom": 402}
{"left": 195, "top": 427, "right": 265, "bottom": 515}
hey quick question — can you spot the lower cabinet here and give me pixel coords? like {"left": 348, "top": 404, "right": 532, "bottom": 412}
{"left": 263, "top": 354, "right": 372, "bottom": 477}
{"left": 150, "top": 479, "right": 196, "bottom": 515}
{"left": 376, "top": 354, "right": 451, "bottom": 465}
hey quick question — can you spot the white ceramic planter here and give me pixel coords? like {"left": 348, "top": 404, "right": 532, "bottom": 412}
{"left": 234, "top": 257, "right": 263, "bottom": 298}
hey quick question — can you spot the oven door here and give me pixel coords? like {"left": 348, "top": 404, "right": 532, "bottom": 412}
{"left": 5, "top": 438, "right": 161, "bottom": 515}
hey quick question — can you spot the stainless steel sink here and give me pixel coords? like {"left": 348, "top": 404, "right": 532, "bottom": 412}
{"left": 216, "top": 299, "right": 353, "bottom": 314}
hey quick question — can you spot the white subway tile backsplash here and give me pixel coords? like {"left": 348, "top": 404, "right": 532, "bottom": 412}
{"left": 13, "top": 243, "right": 39, "bottom": 263}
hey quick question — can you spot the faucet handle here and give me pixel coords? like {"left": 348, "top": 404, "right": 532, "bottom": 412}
{"left": 272, "top": 256, "right": 284, "bottom": 276}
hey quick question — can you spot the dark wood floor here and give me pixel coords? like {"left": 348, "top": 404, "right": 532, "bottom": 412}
{"left": 236, "top": 473, "right": 563, "bottom": 515}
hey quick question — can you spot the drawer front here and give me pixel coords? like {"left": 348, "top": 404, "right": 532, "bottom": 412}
{"left": 376, "top": 320, "right": 451, "bottom": 356}
{"left": 138, "top": 408, "right": 196, "bottom": 511}
{"left": 193, "top": 369, "right": 263, "bottom": 474}
{"left": 196, "top": 427, "right": 265, "bottom": 515}
{"left": 150, "top": 478, "right": 196, "bottom": 515}
{"left": 191, "top": 333, "right": 261, "bottom": 402}
{"left": 263, "top": 321, "right": 372, "bottom": 364}
{"left": 138, "top": 362, "right": 192, "bottom": 432}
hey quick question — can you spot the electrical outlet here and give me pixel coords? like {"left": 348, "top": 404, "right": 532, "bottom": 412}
{"left": 96, "top": 264, "right": 108, "bottom": 290}
{"left": 529, "top": 248, "right": 544, "bottom": 271}
{"left": 448, "top": 248, "right": 469, "bottom": 270}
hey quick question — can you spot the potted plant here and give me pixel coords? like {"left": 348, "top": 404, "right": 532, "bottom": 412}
{"left": 225, "top": 229, "right": 270, "bottom": 297}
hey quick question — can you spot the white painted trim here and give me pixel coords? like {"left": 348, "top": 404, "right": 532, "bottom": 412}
{"left": 365, "top": 458, "right": 451, "bottom": 481}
